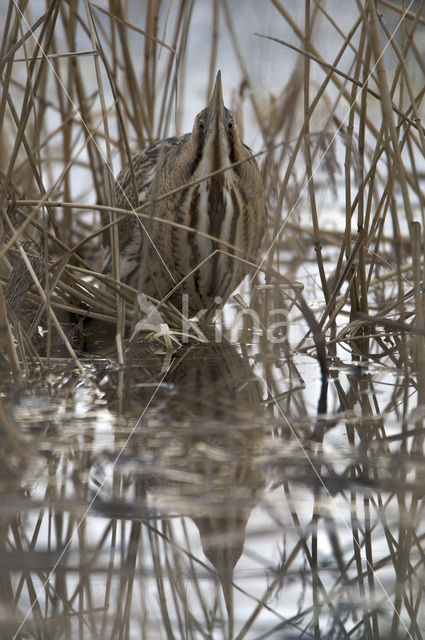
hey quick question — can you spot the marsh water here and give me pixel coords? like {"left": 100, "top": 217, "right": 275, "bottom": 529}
{"left": 1, "top": 310, "right": 424, "bottom": 639}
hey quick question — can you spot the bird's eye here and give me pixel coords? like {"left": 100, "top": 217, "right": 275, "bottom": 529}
{"left": 227, "top": 120, "right": 234, "bottom": 132}
{"left": 198, "top": 120, "right": 205, "bottom": 131}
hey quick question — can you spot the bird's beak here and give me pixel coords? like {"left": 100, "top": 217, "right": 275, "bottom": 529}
{"left": 207, "top": 70, "right": 226, "bottom": 125}
{"left": 220, "top": 571, "right": 234, "bottom": 620}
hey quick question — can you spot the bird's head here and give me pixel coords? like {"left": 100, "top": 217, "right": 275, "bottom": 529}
{"left": 188, "top": 70, "right": 242, "bottom": 177}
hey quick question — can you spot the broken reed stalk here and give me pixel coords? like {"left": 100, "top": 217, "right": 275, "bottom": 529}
{"left": 303, "top": 2, "right": 330, "bottom": 306}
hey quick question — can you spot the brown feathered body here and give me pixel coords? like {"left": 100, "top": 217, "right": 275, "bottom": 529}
{"left": 105, "top": 72, "right": 266, "bottom": 317}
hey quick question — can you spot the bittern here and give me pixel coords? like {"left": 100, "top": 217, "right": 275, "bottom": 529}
{"left": 104, "top": 71, "right": 266, "bottom": 317}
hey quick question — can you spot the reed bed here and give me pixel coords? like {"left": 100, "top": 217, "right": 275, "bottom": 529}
{"left": 1, "top": 1, "right": 425, "bottom": 638}
{"left": 0, "top": 1, "right": 424, "bottom": 367}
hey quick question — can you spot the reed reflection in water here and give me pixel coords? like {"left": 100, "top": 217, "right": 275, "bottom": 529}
{"left": 0, "top": 326, "right": 424, "bottom": 638}
{"left": 0, "top": 332, "right": 272, "bottom": 638}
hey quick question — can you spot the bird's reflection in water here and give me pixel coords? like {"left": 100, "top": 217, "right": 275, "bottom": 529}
{"left": 166, "top": 339, "right": 267, "bottom": 617}
{"left": 99, "top": 330, "right": 268, "bottom": 624}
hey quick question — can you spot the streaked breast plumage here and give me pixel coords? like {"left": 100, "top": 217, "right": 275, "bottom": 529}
{"left": 104, "top": 71, "right": 266, "bottom": 317}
